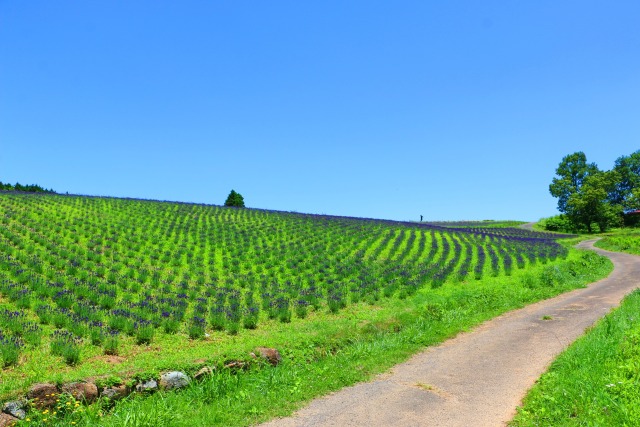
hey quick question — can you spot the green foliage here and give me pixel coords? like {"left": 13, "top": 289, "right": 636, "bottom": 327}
{"left": 549, "top": 151, "right": 640, "bottom": 232}
{"left": 0, "top": 192, "right": 602, "bottom": 422}
{"left": 595, "top": 231, "right": 640, "bottom": 255}
{"left": 611, "top": 150, "right": 640, "bottom": 208}
{"left": 50, "top": 331, "right": 82, "bottom": 365}
{"left": 0, "top": 181, "right": 55, "bottom": 193}
{"left": 0, "top": 335, "right": 22, "bottom": 367}
{"left": 565, "top": 170, "right": 622, "bottom": 233}
{"left": 12, "top": 248, "right": 611, "bottom": 427}
{"left": 549, "top": 151, "right": 599, "bottom": 213}
{"left": 539, "top": 214, "right": 575, "bottom": 233}
{"left": 224, "top": 189, "right": 245, "bottom": 207}
{"left": 512, "top": 289, "right": 640, "bottom": 426}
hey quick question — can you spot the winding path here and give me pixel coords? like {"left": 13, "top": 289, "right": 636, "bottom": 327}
{"left": 260, "top": 240, "right": 640, "bottom": 427}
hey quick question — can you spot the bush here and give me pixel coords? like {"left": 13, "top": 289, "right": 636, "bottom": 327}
{"left": 541, "top": 215, "right": 574, "bottom": 233}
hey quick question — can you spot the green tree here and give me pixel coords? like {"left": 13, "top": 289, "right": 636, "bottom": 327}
{"left": 224, "top": 189, "right": 245, "bottom": 207}
{"left": 611, "top": 150, "right": 640, "bottom": 209}
{"left": 565, "top": 171, "right": 621, "bottom": 233}
{"left": 549, "top": 152, "right": 599, "bottom": 213}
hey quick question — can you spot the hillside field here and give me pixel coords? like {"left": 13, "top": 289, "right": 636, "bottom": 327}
{"left": 0, "top": 193, "right": 612, "bottom": 426}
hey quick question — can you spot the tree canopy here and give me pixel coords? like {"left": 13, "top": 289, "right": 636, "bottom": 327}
{"left": 548, "top": 150, "right": 640, "bottom": 232}
{"left": 549, "top": 152, "right": 599, "bottom": 213}
{"left": 611, "top": 150, "right": 640, "bottom": 210}
{"left": 224, "top": 189, "right": 245, "bottom": 208}
{"left": 0, "top": 181, "right": 55, "bottom": 193}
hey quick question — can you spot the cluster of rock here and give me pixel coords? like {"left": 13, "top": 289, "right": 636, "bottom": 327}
{"left": 0, "top": 347, "right": 281, "bottom": 426}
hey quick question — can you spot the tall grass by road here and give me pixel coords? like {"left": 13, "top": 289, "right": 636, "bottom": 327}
{"left": 512, "top": 288, "right": 640, "bottom": 426}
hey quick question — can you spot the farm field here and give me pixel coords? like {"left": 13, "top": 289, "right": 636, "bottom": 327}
{"left": 425, "top": 220, "right": 527, "bottom": 229}
{"left": 0, "top": 193, "right": 613, "bottom": 426}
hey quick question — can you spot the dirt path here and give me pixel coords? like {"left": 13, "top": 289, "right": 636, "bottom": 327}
{"left": 259, "top": 240, "right": 640, "bottom": 427}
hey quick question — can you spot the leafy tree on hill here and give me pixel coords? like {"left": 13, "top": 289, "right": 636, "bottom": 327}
{"left": 564, "top": 171, "right": 622, "bottom": 233}
{"left": 611, "top": 150, "right": 640, "bottom": 210}
{"left": 549, "top": 152, "right": 599, "bottom": 213}
{"left": 548, "top": 150, "right": 640, "bottom": 232}
{"left": 224, "top": 189, "right": 245, "bottom": 207}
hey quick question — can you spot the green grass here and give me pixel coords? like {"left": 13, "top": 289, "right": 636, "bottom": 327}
{"left": 512, "top": 289, "right": 640, "bottom": 426}
{"left": 0, "top": 193, "right": 571, "bottom": 397}
{"left": 595, "top": 230, "right": 640, "bottom": 255}
{"left": 17, "top": 249, "right": 612, "bottom": 426}
{"left": 0, "top": 193, "right": 613, "bottom": 425}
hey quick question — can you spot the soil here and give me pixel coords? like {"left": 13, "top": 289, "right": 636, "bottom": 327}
{"left": 259, "top": 240, "right": 640, "bottom": 427}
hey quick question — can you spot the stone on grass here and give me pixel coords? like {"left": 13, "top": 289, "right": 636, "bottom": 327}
{"left": 254, "top": 347, "right": 282, "bottom": 366}
{"left": 101, "top": 385, "right": 129, "bottom": 401}
{"left": 135, "top": 379, "right": 158, "bottom": 393}
{"left": 27, "top": 383, "right": 59, "bottom": 409}
{"left": 194, "top": 366, "right": 214, "bottom": 381}
{"left": 2, "top": 400, "right": 26, "bottom": 420}
{"left": 62, "top": 381, "right": 99, "bottom": 403}
{"left": 159, "top": 371, "right": 190, "bottom": 390}
{"left": 0, "top": 413, "right": 18, "bottom": 427}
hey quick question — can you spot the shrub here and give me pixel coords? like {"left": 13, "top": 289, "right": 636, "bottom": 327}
{"left": 0, "top": 333, "right": 23, "bottom": 367}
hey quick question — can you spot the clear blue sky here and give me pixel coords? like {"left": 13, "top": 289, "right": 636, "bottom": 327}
{"left": 1, "top": 1, "right": 638, "bottom": 221}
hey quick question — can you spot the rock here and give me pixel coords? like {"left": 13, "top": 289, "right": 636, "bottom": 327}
{"left": 1, "top": 400, "right": 26, "bottom": 420}
{"left": 101, "top": 384, "right": 129, "bottom": 401}
{"left": 61, "top": 381, "right": 99, "bottom": 403}
{"left": 27, "top": 383, "right": 59, "bottom": 409}
{"left": 0, "top": 413, "right": 18, "bottom": 427}
{"left": 224, "top": 360, "right": 246, "bottom": 370}
{"left": 194, "top": 366, "right": 214, "bottom": 381}
{"left": 254, "top": 347, "right": 282, "bottom": 366}
{"left": 135, "top": 379, "right": 158, "bottom": 393}
{"left": 159, "top": 371, "right": 190, "bottom": 390}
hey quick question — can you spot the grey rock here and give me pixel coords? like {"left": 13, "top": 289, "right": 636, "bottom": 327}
{"left": 101, "top": 384, "right": 129, "bottom": 401}
{"left": 159, "top": 371, "right": 190, "bottom": 390}
{"left": 135, "top": 379, "right": 158, "bottom": 393}
{"left": 2, "top": 401, "right": 25, "bottom": 420}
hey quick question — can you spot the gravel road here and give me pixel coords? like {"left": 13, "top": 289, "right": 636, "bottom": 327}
{"left": 259, "top": 240, "right": 640, "bottom": 427}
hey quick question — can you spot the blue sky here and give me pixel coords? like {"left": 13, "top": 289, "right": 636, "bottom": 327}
{"left": 1, "top": 1, "right": 638, "bottom": 221}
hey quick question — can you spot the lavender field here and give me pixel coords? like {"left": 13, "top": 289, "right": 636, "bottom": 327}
{"left": 0, "top": 193, "right": 573, "bottom": 370}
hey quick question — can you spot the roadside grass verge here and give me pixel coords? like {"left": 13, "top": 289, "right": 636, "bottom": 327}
{"left": 595, "top": 230, "right": 640, "bottom": 256}
{"left": 18, "top": 249, "right": 612, "bottom": 426}
{"left": 511, "top": 288, "right": 640, "bottom": 426}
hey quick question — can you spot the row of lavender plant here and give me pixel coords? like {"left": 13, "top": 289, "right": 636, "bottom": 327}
{"left": 0, "top": 193, "right": 568, "bottom": 367}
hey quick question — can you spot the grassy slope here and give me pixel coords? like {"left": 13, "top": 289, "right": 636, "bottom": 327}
{"left": 512, "top": 229, "right": 640, "bottom": 426}
{"left": 512, "top": 289, "right": 640, "bottom": 426}
{"left": 594, "top": 230, "right": 640, "bottom": 255}
{"left": 20, "top": 249, "right": 612, "bottom": 426}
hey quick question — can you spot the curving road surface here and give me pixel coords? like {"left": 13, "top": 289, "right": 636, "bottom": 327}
{"left": 259, "top": 240, "right": 640, "bottom": 427}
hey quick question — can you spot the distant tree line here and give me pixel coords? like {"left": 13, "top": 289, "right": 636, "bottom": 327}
{"left": 546, "top": 150, "right": 640, "bottom": 233}
{"left": 0, "top": 181, "right": 55, "bottom": 193}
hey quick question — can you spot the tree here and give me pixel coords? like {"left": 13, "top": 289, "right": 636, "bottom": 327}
{"left": 224, "top": 190, "right": 245, "bottom": 207}
{"left": 564, "top": 171, "right": 621, "bottom": 233}
{"left": 611, "top": 150, "right": 640, "bottom": 209}
{"left": 549, "top": 152, "right": 599, "bottom": 213}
